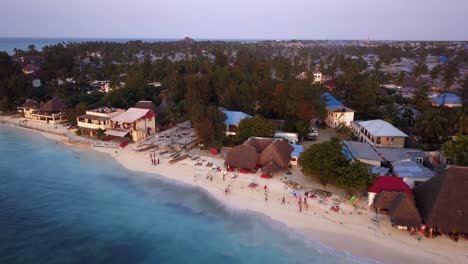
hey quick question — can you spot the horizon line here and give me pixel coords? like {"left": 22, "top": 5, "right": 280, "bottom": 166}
{"left": 1, "top": 36, "right": 467, "bottom": 43}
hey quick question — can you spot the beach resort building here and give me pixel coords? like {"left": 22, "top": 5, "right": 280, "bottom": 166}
{"left": 222, "top": 109, "right": 251, "bottom": 136}
{"left": 76, "top": 107, "right": 125, "bottom": 137}
{"left": 351, "top": 119, "right": 407, "bottom": 148}
{"left": 17, "top": 99, "right": 40, "bottom": 118}
{"left": 30, "top": 97, "right": 68, "bottom": 124}
{"left": 413, "top": 166, "right": 468, "bottom": 236}
{"left": 225, "top": 137, "right": 294, "bottom": 175}
{"left": 105, "top": 107, "right": 156, "bottom": 142}
{"left": 323, "top": 93, "right": 355, "bottom": 128}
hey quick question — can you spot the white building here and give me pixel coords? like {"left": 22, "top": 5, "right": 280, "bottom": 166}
{"left": 76, "top": 107, "right": 125, "bottom": 137}
{"left": 351, "top": 120, "right": 408, "bottom": 148}
{"left": 326, "top": 105, "right": 355, "bottom": 128}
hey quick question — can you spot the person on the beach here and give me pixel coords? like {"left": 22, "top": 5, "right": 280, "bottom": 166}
{"left": 157, "top": 158, "right": 159, "bottom": 165}
{"left": 282, "top": 196, "right": 285, "bottom": 205}
{"left": 264, "top": 192, "right": 268, "bottom": 202}
{"left": 264, "top": 185, "right": 267, "bottom": 192}
{"left": 114, "top": 150, "right": 117, "bottom": 157}
{"left": 222, "top": 172, "right": 226, "bottom": 181}
{"left": 298, "top": 199, "right": 302, "bottom": 212}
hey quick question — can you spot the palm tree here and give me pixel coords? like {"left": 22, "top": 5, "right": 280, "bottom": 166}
{"left": 415, "top": 109, "right": 447, "bottom": 144}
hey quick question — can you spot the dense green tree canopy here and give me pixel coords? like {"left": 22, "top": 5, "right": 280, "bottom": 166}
{"left": 236, "top": 116, "right": 276, "bottom": 142}
{"left": 442, "top": 135, "right": 468, "bottom": 166}
{"left": 298, "top": 139, "right": 349, "bottom": 186}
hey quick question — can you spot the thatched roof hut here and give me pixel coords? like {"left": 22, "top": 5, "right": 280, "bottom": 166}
{"left": 388, "top": 193, "right": 422, "bottom": 228}
{"left": 245, "top": 137, "right": 274, "bottom": 153}
{"left": 413, "top": 166, "right": 468, "bottom": 233}
{"left": 39, "top": 97, "right": 67, "bottom": 113}
{"left": 257, "top": 140, "right": 294, "bottom": 168}
{"left": 374, "top": 191, "right": 422, "bottom": 228}
{"left": 224, "top": 143, "right": 259, "bottom": 170}
{"left": 20, "top": 99, "right": 40, "bottom": 109}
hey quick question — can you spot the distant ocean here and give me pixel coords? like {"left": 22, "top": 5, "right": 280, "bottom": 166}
{"left": 0, "top": 126, "right": 371, "bottom": 264}
{"left": 0, "top": 37, "right": 264, "bottom": 55}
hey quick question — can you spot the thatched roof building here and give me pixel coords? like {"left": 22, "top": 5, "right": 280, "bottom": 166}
{"left": 257, "top": 140, "right": 294, "bottom": 168}
{"left": 373, "top": 191, "right": 400, "bottom": 210}
{"left": 413, "top": 166, "right": 468, "bottom": 233}
{"left": 20, "top": 99, "right": 40, "bottom": 109}
{"left": 388, "top": 193, "right": 422, "bottom": 228}
{"left": 224, "top": 143, "right": 259, "bottom": 170}
{"left": 39, "top": 97, "right": 67, "bottom": 113}
{"left": 225, "top": 137, "right": 294, "bottom": 174}
{"left": 373, "top": 191, "right": 422, "bottom": 228}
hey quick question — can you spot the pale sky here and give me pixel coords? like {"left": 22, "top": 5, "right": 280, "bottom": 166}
{"left": 2, "top": 0, "right": 468, "bottom": 40}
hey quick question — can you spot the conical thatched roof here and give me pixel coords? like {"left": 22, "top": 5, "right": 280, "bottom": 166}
{"left": 257, "top": 140, "right": 294, "bottom": 168}
{"left": 374, "top": 191, "right": 422, "bottom": 228}
{"left": 40, "top": 97, "right": 67, "bottom": 113}
{"left": 20, "top": 99, "right": 40, "bottom": 109}
{"left": 224, "top": 143, "right": 259, "bottom": 170}
{"left": 413, "top": 166, "right": 468, "bottom": 233}
{"left": 388, "top": 193, "right": 422, "bottom": 228}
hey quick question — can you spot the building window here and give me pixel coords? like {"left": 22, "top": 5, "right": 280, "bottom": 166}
{"left": 376, "top": 137, "right": 381, "bottom": 144}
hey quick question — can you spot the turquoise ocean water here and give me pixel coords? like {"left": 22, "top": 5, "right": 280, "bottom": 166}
{"left": 0, "top": 126, "right": 373, "bottom": 263}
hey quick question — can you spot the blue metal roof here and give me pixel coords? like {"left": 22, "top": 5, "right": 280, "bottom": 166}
{"left": 322, "top": 92, "right": 344, "bottom": 107}
{"left": 291, "top": 144, "right": 304, "bottom": 157}
{"left": 432, "top": 93, "right": 461, "bottom": 106}
{"left": 222, "top": 110, "right": 251, "bottom": 125}
{"left": 438, "top": 56, "right": 449, "bottom": 63}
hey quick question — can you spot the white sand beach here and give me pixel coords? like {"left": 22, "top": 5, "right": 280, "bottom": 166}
{"left": 2, "top": 117, "right": 468, "bottom": 264}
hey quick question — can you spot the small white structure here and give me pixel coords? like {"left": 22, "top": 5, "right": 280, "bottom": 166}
{"left": 222, "top": 110, "right": 251, "bottom": 136}
{"left": 313, "top": 72, "right": 322, "bottom": 83}
{"left": 351, "top": 120, "right": 407, "bottom": 148}
{"left": 32, "top": 79, "right": 41, "bottom": 88}
{"left": 326, "top": 105, "right": 355, "bottom": 128}
{"left": 274, "top": 132, "right": 298, "bottom": 144}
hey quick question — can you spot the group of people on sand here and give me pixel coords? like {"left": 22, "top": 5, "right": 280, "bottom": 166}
{"left": 150, "top": 152, "right": 159, "bottom": 166}
{"left": 297, "top": 195, "right": 309, "bottom": 212}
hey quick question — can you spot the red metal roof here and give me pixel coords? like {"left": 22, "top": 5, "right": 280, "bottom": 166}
{"left": 368, "top": 176, "right": 413, "bottom": 197}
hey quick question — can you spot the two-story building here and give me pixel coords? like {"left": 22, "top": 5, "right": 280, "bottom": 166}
{"left": 351, "top": 119, "right": 408, "bottom": 148}
{"left": 323, "top": 93, "right": 355, "bottom": 128}
{"left": 76, "top": 107, "right": 125, "bottom": 137}
{"left": 105, "top": 107, "right": 156, "bottom": 142}
{"left": 326, "top": 105, "right": 356, "bottom": 128}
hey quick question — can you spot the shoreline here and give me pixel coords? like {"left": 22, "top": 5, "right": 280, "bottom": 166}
{"left": 2, "top": 119, "right": 467, "bottom": 263}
